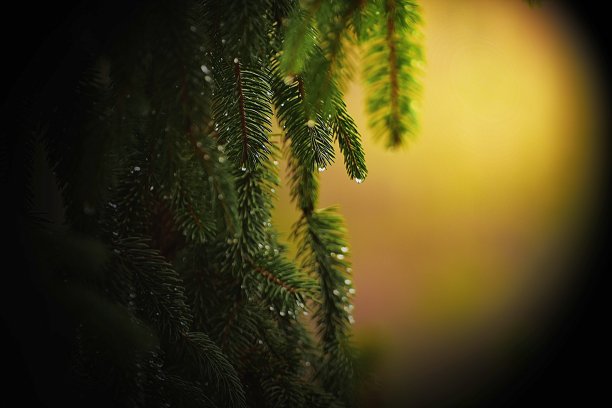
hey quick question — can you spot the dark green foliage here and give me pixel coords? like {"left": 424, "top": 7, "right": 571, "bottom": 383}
{"left": 5, "top": 0, "right": 437, "bottom": 407}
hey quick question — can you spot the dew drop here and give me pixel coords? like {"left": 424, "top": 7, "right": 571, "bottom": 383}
{"left": 355, "top": 178, "right": 363, "bottom": 184}
{"left": 279, "top": 311, "right": 286, "bottom": 317}
{"left": 133, "top": 166, "right": 141, "bottom": 172}
{"left": 307, "top": 119, "right": 316, "bottom": 128}
{"left": 344, "top": 279, "right": 351, "bottom": 285}
{"left": 349, "top": 288, "right": 356, "bottom": 294}
{"left": 333, "top": 289, "right": 340, "bottom": 296}
{"left": 200, "top": 65, "right": 210, "bottom": 74}
{"left": 341, "top": 246, "right": 348, "bottom": 253}
{"left": 241, "top": 166, "right": 247, "bottom": 171}
{"left": 318, "top": 166, "right": 326, "bottom": 172}
{"left": 233, "top": 57, "right": 239, "bottom": 63}
{"left": 336, "top": 254, "right": 345, "bottom": 260}
{"left": 273, "top": 160, "right": 279, "bottom": 166}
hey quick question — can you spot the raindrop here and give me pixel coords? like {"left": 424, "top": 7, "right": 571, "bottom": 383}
{"left": 303, "top": 311, "right": 308, "bottom": 316}
{"left": 133, "top": 166, "right": 141, "bottom": 172}
{"left": 349, "top": 288, "right": 356, "bottom": 294}
{"left": 336, "top": 254, "right": 345, "bottom": 260}
{"left": 241, "top": 166, "right": 247, "bottom": 171}
{"left": 269, "top": 305, "right": 275, "bottom": 311}
{"left": 205, "top": 75, "right": 212, "bottom": 82}
{"left": 279, "top": 311, "right": 286, "bottom": 317}
{"left": 306, "top": 119, "right": 316, "bottom": 128}
{"left": 129, "top": 293, "right": 136, "bottom": 299}
{"left": 233, "top": 58, "right": 239, "bottom": 63}
{"left": 341, "top": 246, "right": 348, "bottom": 253}
{"left": 218, "top": 193, "right": 224, "bottom": 200}
{"left": 273, "top": 160, "right": 279, "bottom": 166}
{"left": 218, "top": 156, "right": 226, "bottom": 163}
{"left": 149, "top": 186, "right": 154, "bottom": 191}
{"left": 304, "top": 360, "right": 311, "bottom": 367}
{"left": 318, "top": 166, "right": 326, "bottom": 172}
{"left": 333, "top": 289, "right": 340, "bottom": 296}
{"left": 355, "top": 178, "right": 363, "bottom": 184}
{"left": 344, "top": 279, "right": 351, "bottom": 285}
{"left": 258, "top": 339, "right": 263, "bottom": 345}
{"left": 348, "top": 315, "right": 355, "bottom": 324}
{"left": 270, "top": 188, "right": 275, "bottom": 193}
{"left": 196, "top": 141, "right": 203, "bottom": 148}
{"left": 190, "top": 25, "right": 197, "bottom": 32}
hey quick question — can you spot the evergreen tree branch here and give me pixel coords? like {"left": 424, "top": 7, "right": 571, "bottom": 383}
{"left": 361, "top": 0, "right": 423, "bottom": 147}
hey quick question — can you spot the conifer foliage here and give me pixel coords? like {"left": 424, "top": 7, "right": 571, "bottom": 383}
{"left": 4, "top": 0, "right": 424, "bottom": 407}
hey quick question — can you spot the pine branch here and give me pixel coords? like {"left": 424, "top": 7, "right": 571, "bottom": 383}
{"left": 361, "top": 0, "right": 423, "bottom": 147}
{"left": 330, "top": 93, "right": 368, "bottom": 182}
{"left": 295, "top": 208, "right": 357, "bottom": 404}
{"left": 207, "top": 0, "right": 274, "bottom": 61}
{"left": 173, "top": 332, "right": 247, "bottom": 408}
{"left": 213, "top": 59, "right": 273, "bottom": 170}
{"left": 279, "top": 3, "right": 321, "bottom": 76}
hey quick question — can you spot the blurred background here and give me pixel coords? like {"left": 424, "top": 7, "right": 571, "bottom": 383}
{"left": 2, "top": 0, "right": 608, "bottom": 406}
{"left": 271, "top": 0, "right": 607, "bottom": 405}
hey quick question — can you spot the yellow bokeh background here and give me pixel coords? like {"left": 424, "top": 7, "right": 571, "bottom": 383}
{"left": 273, "top": 0, "right": 603, "bottom": 403}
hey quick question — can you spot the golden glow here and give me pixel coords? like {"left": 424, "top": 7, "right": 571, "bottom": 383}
{"left": 273, "top": 0, "right": 602, "bottom": 402}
